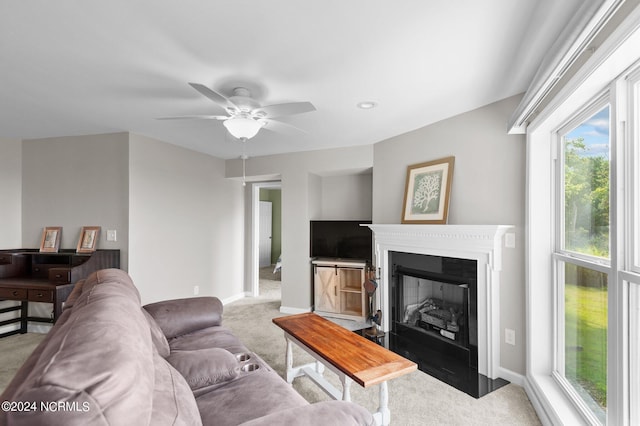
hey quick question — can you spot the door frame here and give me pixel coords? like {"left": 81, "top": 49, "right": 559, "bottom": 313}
{"left": 251, "top": 181, "right": 281, "bottom": 297}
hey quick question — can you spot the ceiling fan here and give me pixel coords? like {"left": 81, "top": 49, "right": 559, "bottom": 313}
{"left": 159, "top": 83, "right": 316, "bottom": 141}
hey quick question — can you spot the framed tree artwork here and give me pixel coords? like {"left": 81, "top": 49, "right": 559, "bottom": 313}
{"left": 76, "top": 226, "right": 100, "bottom": 253}
{"left": 401, "top": 156, "right": 455, "bottom": 224}
{"left": 39, "top": 226, "right": 62, "bottom": 253}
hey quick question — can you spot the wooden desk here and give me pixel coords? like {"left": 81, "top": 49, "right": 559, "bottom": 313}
{"left": 272, "top": 313, "right": 416, "bottom": 425}
{"left": 0, "top": 278, "right": 74, "bottom": 337}
{"left": 0, "top": 249, "right": 120, "bottom": 338}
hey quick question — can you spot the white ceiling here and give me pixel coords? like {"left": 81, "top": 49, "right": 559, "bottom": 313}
{"left": 0, "top": 0, "right": 584, "bottom": 159}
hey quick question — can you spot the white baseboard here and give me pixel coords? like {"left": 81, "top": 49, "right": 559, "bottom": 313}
{"left": 279, "top": 306, "right": 311, "bottom": 315}
{"left": 497, "top": 366, "right": 525, "bottom": 387}
{"left": 220, "top": 292, "right": 251, "bottom": 305}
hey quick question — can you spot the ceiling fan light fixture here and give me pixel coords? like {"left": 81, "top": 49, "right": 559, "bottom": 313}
{"left": 223, "top": 116, "right": 263, "bottom": 140}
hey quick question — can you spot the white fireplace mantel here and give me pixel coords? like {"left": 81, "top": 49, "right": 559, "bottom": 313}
{"left": 366, "top": 224, "right": 513, "bottom": 379}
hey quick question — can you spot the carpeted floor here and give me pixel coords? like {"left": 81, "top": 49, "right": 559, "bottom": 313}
{"left": 225, "top": 276, "right": 541, "bottom": 426}
{"left": 0, "top": 269, "right": 541, "bottom": 425}
{"left": 0, "top": 332, "right": 46, "bottom": 393}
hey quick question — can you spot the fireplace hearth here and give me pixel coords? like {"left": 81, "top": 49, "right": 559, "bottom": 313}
{"left": 366, "top": 224, "right": 514, "bottom": 398}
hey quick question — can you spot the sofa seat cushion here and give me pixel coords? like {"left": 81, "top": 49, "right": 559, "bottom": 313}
{"left": 169, "top": 326, "right": 247, "bottom": 355}
{"left": 167, "top": 348, "right": 240, "bottom": 390}
{"left": 195, "top": 372, "right": 308, "bottom": 426}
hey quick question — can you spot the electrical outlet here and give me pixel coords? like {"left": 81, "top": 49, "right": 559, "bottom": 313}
{"left": 106, "top": 230, "right": 117, "bottom": 242}
{"left": 193, "top": 286, "right": 200, "bottom": 296}
{"left": 505, "top": 328, "right": 516, "bottom": 346}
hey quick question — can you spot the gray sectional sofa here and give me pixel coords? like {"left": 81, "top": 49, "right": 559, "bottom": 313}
{"left": 0, "top": 268, "right": 374, "bottom": 425}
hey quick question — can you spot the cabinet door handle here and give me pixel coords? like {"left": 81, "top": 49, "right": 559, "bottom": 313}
{"left": 55, "top": 274, "right": 61, "bottom": 278}
{"left": 334, "top": 286, "right": 337, "bottom": 296}
{"left": 37, "top": 292, "right": 44, "bottom": 298}
{"left": 12, "top": 291, "right": 19, "bottom": 296}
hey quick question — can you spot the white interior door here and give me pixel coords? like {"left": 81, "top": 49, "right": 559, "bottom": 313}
{"left": 259, "top": 201, "right": 272, "bottom": 267}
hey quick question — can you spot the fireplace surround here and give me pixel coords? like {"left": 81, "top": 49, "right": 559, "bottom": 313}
{"left": 366, "top": 224, "right": 513, "bottom": 396}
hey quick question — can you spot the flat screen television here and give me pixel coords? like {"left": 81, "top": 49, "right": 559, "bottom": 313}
{"left": 310, "top": 220, "right": 372, "bottom": 262}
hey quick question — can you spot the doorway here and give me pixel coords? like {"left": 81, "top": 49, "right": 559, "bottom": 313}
{"left": 252, "top": 182, "right": 281, "bottom": 299}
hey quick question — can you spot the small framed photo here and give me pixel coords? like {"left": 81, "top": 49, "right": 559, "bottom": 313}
{"left": 40, "top": 226, "right": 62, "bottom": 253}
{"left": 76, "top": 226, "right": 100, "bottom": 253}
{"left": 402, "top": 156, "right": 455, "bottom": 224}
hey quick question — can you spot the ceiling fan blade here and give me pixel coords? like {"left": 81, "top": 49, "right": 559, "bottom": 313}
{"left": 254, "top": 102, "right": 316, "bottom": 119}
{"left": 188, "top": 83, "right": 237, "bottom": 110}
{"left": 261, "top": 118, "right": 307, "bottom": 135}
{"left": 156, "top": 115, "right": 228, "bottom": 120}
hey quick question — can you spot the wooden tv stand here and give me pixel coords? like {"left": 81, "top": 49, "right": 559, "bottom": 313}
{"left": 0, "top": 249, "right": 120, "bottom": 338}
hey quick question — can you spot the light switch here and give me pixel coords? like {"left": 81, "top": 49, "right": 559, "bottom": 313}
{"left": 106, "top": 230, "right": 117, "bottom": 242}
{"left": 505, "top": 233, "right": 516, "bottom": 248}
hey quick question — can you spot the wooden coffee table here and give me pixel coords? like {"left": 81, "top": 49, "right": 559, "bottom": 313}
{"left": 272, "top": 312, "right": 416, "bottom": 425}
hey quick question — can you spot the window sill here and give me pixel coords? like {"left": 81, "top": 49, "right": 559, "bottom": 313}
{"left": 526, "top": 374, "right": 590, "bottom": 425}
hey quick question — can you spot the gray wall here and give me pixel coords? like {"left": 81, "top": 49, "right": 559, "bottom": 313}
{"left": 14, "top": 133, "right": 245, "bottom": 307}
{"left": 319, "top": 172, "right": 372, "bottom": 220}
{"left": 128, "top": 134, "right": 245, "bottom": 304}
{"left": 21, "top": 133, "right": 130, "bottom": 268}
{"left": 0, "top": 139, "right": 24, "bottom": 335}
{"left": 0, "top": 138, "right": 22, "bottom": 249}
{"left": 372, "top": 94, "right": 526, "bottom": 374}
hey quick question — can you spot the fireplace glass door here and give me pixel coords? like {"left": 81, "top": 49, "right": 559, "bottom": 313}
{"left": 394, "top": 271, "right": 469, "bottom": 349}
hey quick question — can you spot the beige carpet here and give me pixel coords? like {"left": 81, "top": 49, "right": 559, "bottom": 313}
{"left": 225, "top": 281, "right": 541, "bottom": 426}
{"left": 0, "top": 271, "right": 541, "bottom": 425}
{"left": 0, "top": 332, "right": 46, "bottom": 394}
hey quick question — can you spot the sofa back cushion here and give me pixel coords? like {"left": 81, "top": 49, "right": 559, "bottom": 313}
{"left": 144, "top": 297, "right": 223, "bottom": 339}
{"left": 143, "top": 308, "right": 171, "bottom": 358}
{"left": 6, "top": 269, "right": 155, "bottom": 425}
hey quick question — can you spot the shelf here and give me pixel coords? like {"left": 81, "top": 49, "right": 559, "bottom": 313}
{"left": 313, "top": 258, "right": 367, "bottom": 321}
{"left": 340, "top": 309, "right": 363, "bottom": 317}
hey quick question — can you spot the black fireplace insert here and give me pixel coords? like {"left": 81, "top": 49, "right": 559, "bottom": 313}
{"left": 382, "top": 251, "right": 508, "bottom": 398}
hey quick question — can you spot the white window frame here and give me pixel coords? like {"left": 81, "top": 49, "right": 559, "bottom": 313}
{"left": 628, "top": 70, "right": 640, "bottom": 274}
{"left": 525, "top": 11, "right": 640, "bottom": 425}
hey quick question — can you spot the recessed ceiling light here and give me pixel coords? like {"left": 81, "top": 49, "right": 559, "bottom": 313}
{"left": 357, "top": 101, "right": 378, "bottom": 110}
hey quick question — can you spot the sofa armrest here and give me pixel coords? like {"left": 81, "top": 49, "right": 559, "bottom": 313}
{"left": 238, "top": 401, "right": 375, "bottom": 426}
{"left": 143, "top": 297, "right": 223, "bottom": 339}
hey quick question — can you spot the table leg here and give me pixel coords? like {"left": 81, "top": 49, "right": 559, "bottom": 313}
{"left": 20, "top": 301, "right": 28, "bottom": 334}
{"left": 374, "top": 381, "right": 390, "bottom": 426}
{"left": 285, "top": 337, "right": 294, "bottom": 384}
{"left": 341, "top": 375, "right": 353, "bottom": 402}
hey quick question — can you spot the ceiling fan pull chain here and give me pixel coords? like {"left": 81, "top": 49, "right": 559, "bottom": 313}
{"left": 241, "top": 139, "right": 247, "bottom": 187}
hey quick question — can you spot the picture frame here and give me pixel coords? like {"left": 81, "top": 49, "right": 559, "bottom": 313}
{"left": 76, "top": 226, "right": 100, "bottom": 253}
{"left": 39, "top": 226, "right": 62, "bottom": 253}
{"left": 401, "top": 156, "right": 455, "bottom": 224}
